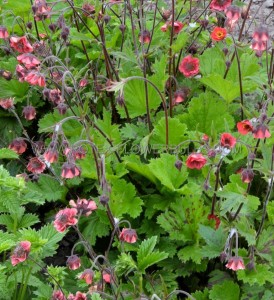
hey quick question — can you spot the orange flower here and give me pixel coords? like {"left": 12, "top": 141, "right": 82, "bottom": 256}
{"left": 211, "top": 27, "right": 227, "bottom": 41}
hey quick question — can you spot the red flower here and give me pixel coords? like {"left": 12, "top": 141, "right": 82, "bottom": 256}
{"left": 44, "top": 148, "right": 58, "bottom": 163}
{"left": 10, "top": 241, "right": 31, "bottom": 266}
{"left": 225, "top": 256, "right": 245, "bottom": 271}
{"left": 9, "top": 138, "right": 27, "bottom": 154}
{"left": 54, "top": 208, "right": 78, "bottom": 232}
{"left": 186, "top": 153, "right": 207, "bottom": 170}
{"left": 241, "top": 168, "right": 254, "bottom": 183}
{"left": 10, "top": 36, "right": 33, "bottom": 53}
{"left": 119, "top": 228, "right": 138, "bottom": 243}
{"left": 220, "top": 133, "right": 236, "bottom": 149}
{"left": 61, "top": 162, "right": 81, "bottom": 179}
{"left": 79, "top": 269, "right": 94, "bottom": 284}
{"left": 16, "top": 64, "right": 28, "bottom": 82}
{"left": 0, "top": 26, "right": 9, "bottom": 39}
{"left": 210, "top": 0, "right": 232, "bottom": 11}
{"left": 139, "top": 30, "right": 151, "bottom": 44}
{"left": 17, "top": 53, "right": 40, "bottom": 69}
{"left": 0, "top": 98, "right": 14, "bottom": 109}
{"left": 161, "top": 21, "right": 184, "bottom": 34}
{"left": 179, "top": 55, "right": 200, "bottom": 77}
{"left": 252, "top": 124, "right": 271, "bottom": 139}
{"left": 69, "top": 198, "right": 97, "bottom": 216}
{"left": 22, "top": 105, "right": 36, "bottom": 120}
{"left": 208, "top": 214, "right": 221, "bottom": 229}
{"left": 27, "top": 157, "right": 46, "bottom": 174}
{"left": 211, "top": 27, "right": 227, "bottom": 41}
{"left": 51, "top": 290, "right": 66, "bottom": 300}
{"left": 66, "top": 255, "right": 81, "bottom": 270}
{"left": 237, "top": 120, "right": 253, "bottom": 135}
{"left": 25, "top": 71, "right": 46, "bottom": 87}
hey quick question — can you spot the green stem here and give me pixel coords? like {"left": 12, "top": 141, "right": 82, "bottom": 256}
{"left": 19, "top": 267, "right": 32, "bottom": 300}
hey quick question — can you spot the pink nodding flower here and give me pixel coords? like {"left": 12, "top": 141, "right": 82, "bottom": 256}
{"left": 17, "top": 53, "right": 40, "bottom": 69}
{"left": 226, "top": 256, "right": 245, "bottom": 271}
{"left": 61, "top": 162, "right": 81, "bottom": 179}
{"left": 138, "top": 30, "right": 151, "bottom": 44}
{"left": 69, "top": 198, "right": 97, "bottom": 216}
{"left": 10, "top": 36, "right": 33, "bottom": 53}
{"left": 252, "top": 124, "right": 271, "bottom": 139}
{"left": 241, "top": 168, "right": 254, "bottom": 183}
{"left": 119, "top": 228, "right": 138, "bottom": 243}
{"left": 161, "top": 21, "right": 184, "bottom": 34}
{"left": 27, "top": 157, "right": 46, "bottom": 174}
{"left": 33, "top": 0, "right": 52, "bottom": 21}
{"left": 24, "top": 71, "right": 46, "bottom": 87}
{"left": 252, "top": 25, "right": 269, "bottom": 42}
{"left": 186, "top": 153, "right": 207, "bottom": 170}
{"left": 0, "top": 26, "right": 9, "bottom": 39}
{"left": 44, "top": 148, "right": 58, "bottom": 163}
{"left": 173, "top": 88, "right": 189, "bottom": 105}
{"left": 51, "top": 290, "right": 66, "bottom": 300}
{"left": 79, "top": 269, "right": 94, "bottom": 284}
{"left": 224, "top": 5, "right": 241, "bottom": 30}
{"left": 9, "top": 138, "right": 27, "bottom": 154}
{"left": 0, "top": 98, "right": 14, "bottom": 109}
{"left": 179, "top": 55, "right": 200, "bottom": 77}
{"left": 16, "top": 65, "right": 28, "bottom": 82}
{"left": 74, "top": 292, "right": 87, "bottom": 300}
{"left": 250, "top": 40, "right": 267, "bottom": 52}
{"left": 103, "top": 270, "right": 112, "bottom": 283}
{"left": 22, "top": 105, "right": 36, "bottom": 120}
{"left": 11, "top": 241, "right": 31, "bottom": 266}
{"left": 66, "top": 254, "right": 81, "bottom": 270}
{"left": 54, "top": 208, "right": 78, "bottom": 232}
{"left": 220, "top": 133, "right": 237, "bottom": 149}
{"left": 210, "top": 0, "right": 232, "bottom": 11}
{"left": 72, "top": 146, "right": 86, "bottom": 160}
{"left": 79, "top": 78, "right": 88, "bottom": 87}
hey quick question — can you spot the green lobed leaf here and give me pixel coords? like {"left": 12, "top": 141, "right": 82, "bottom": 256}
{"left": 237, "top": 264, "right": 274, "bottom": 286}
{"left": 148, "top": 153, "right": 188, "bottom": 191}
{"left": 209, "top": 280, "right": 240, "bottom": 300}
{"left": 109, "top": 178, "right": 143, "bottom": 218}
{"left": 0, "top": 148, "right": 19, "bottom": 159}
{"left": 26, "top": 175, "right": 68, "bottom": 202}
{"left": 137, "top": 236, "right": 168, "bottom": 273}
{"left": 150, "top": 117, "right": 188, "bottom": 148}
{"left": 122, "top": 154, "right": 157, "bottom": 184}
{"left": 81, "top": 210, "right": 110, "bottom": 246}
{"left": 179, "top": 92, "right": 234, "bottom": 135}
{"left": 199, "top": 225, "right": 227, "bottom": 259}
{"left": 117, "top": 76, "right": 163, "bottom": 118}
{"left": 178, "top": 245, "right": 203, "bottom": 264}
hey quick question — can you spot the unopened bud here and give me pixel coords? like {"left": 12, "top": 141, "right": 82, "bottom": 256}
{"left": 174, "top": 160, "right": 183, "bottom": 171}
{"left": 99, "top": 195, "right": 109, "bottom": 206}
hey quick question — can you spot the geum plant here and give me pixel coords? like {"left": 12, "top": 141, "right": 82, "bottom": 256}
{"left": 0, "top": 0, "right": 273, "bottom": 299}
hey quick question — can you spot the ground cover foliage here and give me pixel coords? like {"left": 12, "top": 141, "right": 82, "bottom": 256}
{"left": 0, "top": 0, "right": 273, "bottom": 299}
